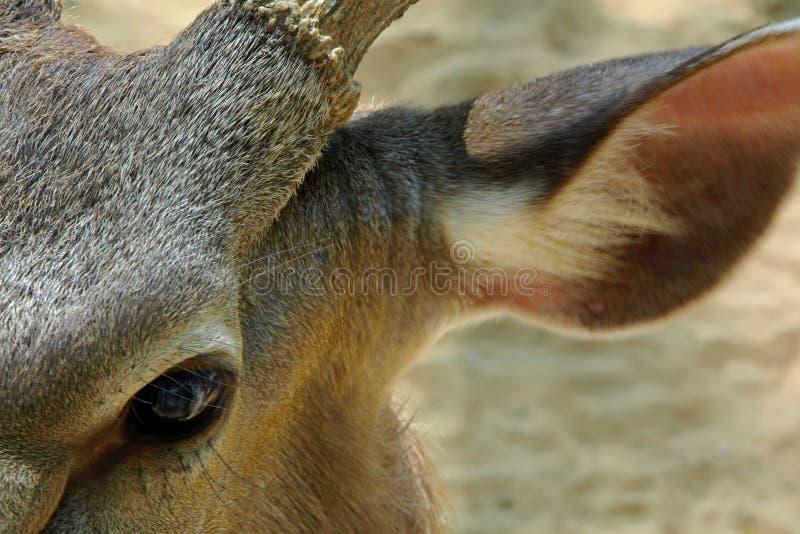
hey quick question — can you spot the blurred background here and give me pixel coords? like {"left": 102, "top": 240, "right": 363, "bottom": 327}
{"left": 63, "top": 1, "right": 800, "bottom": 532}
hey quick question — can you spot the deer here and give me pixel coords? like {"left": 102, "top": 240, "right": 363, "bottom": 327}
{"left": 1, "top": 0, "right": 799, "bottom": 531}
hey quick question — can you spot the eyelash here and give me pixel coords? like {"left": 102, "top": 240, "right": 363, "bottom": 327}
{"left": 126, "top": 364, "right": 232, "bottom": 441}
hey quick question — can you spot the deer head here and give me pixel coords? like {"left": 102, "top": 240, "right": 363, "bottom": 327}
{"left": 1, "top": 0, "right": 798, "bottom": 532}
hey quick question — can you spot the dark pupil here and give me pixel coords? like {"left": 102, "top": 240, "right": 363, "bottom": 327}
{"left": 128, "top": 368, "right": 223, "bottom": 438}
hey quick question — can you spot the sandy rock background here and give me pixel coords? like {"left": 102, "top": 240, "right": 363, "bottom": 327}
{"left": 63, "top": 1, "right": 800, "bottom": 532}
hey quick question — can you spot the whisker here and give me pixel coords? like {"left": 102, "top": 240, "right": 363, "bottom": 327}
{"left": 261, "top": 243, "right": 335, "bottom": 273}
{"left": 195, "top": 452, "right": 232, "bottom": 512}
{"left": 145, "top": 382, "right": 227, "bottom": 411}
{"left": 241, "top": 242, "right": 335, "bottom": 286}
{"left": 177, "top": 335, "right": 301, "bottom": 367}
{"left": 148, "top": 366, "right": 194, "bottom": 395}
{"left": 181, "top": 335, "right": 301, "bottom": 365}
{"left": 158, "top": 465, "right": 183, "bottom": 524}
{"left": 400, "top": 404, "right": 422, "bottom": 435}
{"left": 205, "top": 442, "right": 284, "bottom": 526}
{"left": 181, "top": 334, "right": 243, "bottom": 353}
{"left": 129, "top": 402, "right": 147, "bottom": 426}
{"left": 235, "top": 237, "right": 332, "bottom": 270}
{"left": 170, "top": 360, "right": 238, "bottom": 389}
{"left": 130, "top": 394, "right": 154, "bottom": 406}
{"left": 208, "top": 441, "right": 266, "bottom": 491}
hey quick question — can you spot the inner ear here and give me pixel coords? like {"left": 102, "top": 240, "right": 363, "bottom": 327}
{"left": 605, "top": 33, "right": 800, "bottom": 321}
{"left": 653, "top": 33, "right": 800, "bottom": 123}
{"left": 476, "top": 32, "right": 800, "bottom": 332}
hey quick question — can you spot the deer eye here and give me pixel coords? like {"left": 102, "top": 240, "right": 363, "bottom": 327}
{"left": 127, "top": 367, "right": 228, "bottom": 439}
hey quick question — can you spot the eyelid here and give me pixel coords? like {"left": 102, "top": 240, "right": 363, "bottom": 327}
{"left": 114, "top": 322, "right": 241, "bottom": 412}
{"left": 127, "top": 367, "right": 231, "bottom": 439}
{"left": 172, "top": 322, "right": 242, "bottom": 365}
{"left": 165, "top": 356, "right": 237, "bottom": 389}
{"left": 160, "top": 321, "right": 242, "bottom": 373}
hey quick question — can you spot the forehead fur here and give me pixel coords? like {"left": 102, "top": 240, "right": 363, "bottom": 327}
{"left": 0, "top": 3, "right": 342, "bottom": 392}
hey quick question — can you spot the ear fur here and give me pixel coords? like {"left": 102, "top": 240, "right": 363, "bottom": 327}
{"left": 440, "top": 20, "right": 800, "bottom": 332}
{"left": 0, "top": 0, "right": 61, "bottom": 21}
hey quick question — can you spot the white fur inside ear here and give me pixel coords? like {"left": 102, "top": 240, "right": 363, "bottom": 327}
{"left": 439, "top": 116, "right": 682, "bottom": 281}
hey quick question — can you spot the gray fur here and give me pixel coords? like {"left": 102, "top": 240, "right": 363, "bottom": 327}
{"left": 1, "top": 1, "right": 798, "bottom": 532}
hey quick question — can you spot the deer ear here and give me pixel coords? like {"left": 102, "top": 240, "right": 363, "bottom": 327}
{"left": 441, "top": 21, "right": 800, "bottom": 333}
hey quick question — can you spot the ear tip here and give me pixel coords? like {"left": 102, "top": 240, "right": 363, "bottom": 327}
{"left": 708, "top": 17, "right": 800, "bottom": 62}
{"left": 748, "top": 17, "right": 800, "bottom": 39}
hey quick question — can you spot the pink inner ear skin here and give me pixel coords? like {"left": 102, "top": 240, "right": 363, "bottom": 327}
{"left": 579, "top": 34, "right": 800, "bottom": 330}
{"left": 640, "top": 37, "right": 800, "bottom": 196}
{"left": 658, "top": 35, "right": 800, "bottom": 121}
{"left": 470, "top": 269, "right": 580, "bottom": 327}
{"left": 474, "top": 34, "right": 800, "bottom": 332}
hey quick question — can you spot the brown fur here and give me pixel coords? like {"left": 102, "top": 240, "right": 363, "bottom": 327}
{"left": 1, "top": 1, "right": 799, "bottom": 532}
